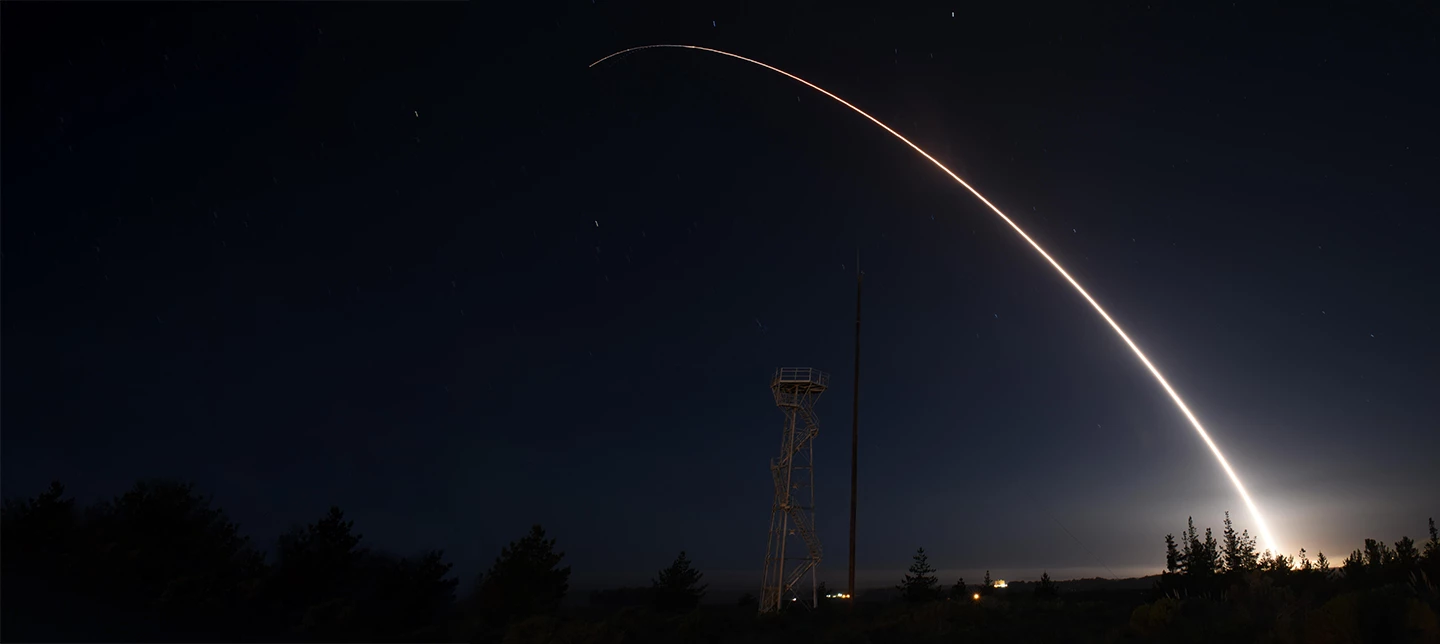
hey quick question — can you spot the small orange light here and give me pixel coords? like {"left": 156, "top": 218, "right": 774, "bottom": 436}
{"left": 972, "top": 593, "right": 980, "bottom": 600}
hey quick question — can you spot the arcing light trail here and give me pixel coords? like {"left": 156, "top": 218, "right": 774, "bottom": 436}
{"left": 590, "top": 44, "right": 1280, "bottom": 554}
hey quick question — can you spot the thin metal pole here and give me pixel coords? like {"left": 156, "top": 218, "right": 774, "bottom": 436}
{"left": 778, "top": 408, "right": 794, "bottom": 612}
{"left": 848, "top": 255, "right": 861, "bottom": 604}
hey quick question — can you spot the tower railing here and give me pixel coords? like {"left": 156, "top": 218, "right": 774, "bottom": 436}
{"left": 773, "top": 367, "right": 829, "bottom": 388}
{"left": 760, "top": 367, "right": 828, "bottom": 614}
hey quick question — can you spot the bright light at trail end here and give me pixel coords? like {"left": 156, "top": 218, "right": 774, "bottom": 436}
{"left": 591, "top": 44, "right": 1281, "bottom": 554}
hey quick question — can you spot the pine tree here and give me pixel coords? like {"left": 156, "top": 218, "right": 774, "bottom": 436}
{"left": 472, "top": 525, "right": 571, "bottom": 633}
{"left": 1362, "top": 538, "right": 1394, "bottom": 568}
{"left": 981, "top": 570, "right": 994, "bottom": 596}
{"left": 1424, "top": 519, "right": 1439, "bottom": 577}
{"left": 1343, "top": 549, "right": 1364, "bottom": 571}
{"left": 1198, "top": 528, "right": 1220, "bottom": 577}
{"left": 1237, "top": 529, "right": 1259, "bottom": 572}
{"left": 1299, "top": 548, "right": 1311, "bottom": 571}
{"left": 0, "top": 480, "right": 78, "bottom": 571}
{"left": 1164, "top": 534, "right": 1181, "bottom": 573}
{"left": 1257, "top": 549, "right": 1274, "bottom": 571}
{"left": 652, "top": 551, "right": 707, "bottom": 613}
{"left": 1180, "top": 517, "right": 1200, "bottom": 575}
{"left": 89, "top": 480, "right": 266, "bottom": 639}
{"left": 1316, "top": 551, "right": 1329, "bottom": 572}
{"left": 896, "top": 547, "right": 941, "bottom": 603}
{"left": 1269, "top": 552, "right": 1294, "bottom": 572}
{"left": 1034, "top": 571, "right": 1059, "bottom": 600}
{"left": 1221, "top": 512, "right": 1242, "bottom": 573}
{"left": 273, "top": 506, "right": 371, "bottom": 639}
{"left": 1394, "top": 537, "right": 1419, "bottom": 568}
{"left": 949, "top": 577, "right": 967, "bottom": 600}
{"left": 1426, "top": 518, "right": 1440, "bottom": 562}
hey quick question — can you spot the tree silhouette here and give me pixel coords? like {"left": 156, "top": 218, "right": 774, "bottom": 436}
{"left": 1221, "top": 512, "right": 1242, "bottom": 573}
{"left": 470, "top": 525, "right": 570, "bottom": 636}
{"left": 1427, "top": 518, "right": 1440, "bottom": 560}
{"left": 2, "top": 481, "right": 92, "bottom": 640}
{"left": 1178, "top": 518, "right": 1220, "bottom": 578}
{"left": 1262, "top": 551, "right": 1293, "bottom": 572}
{"left": 896, "top": 547, "right": 941, "bottom": 603}
{"left": 1200, "top": 528, "right": 1220, "bottom": 576}
{"left": 270, "top": 506, "right": 370, "bottom": 639}
{"left": 1362, "top": 538, "right": 1395, "bottom": 569}
{"left": 652, "top": 551, "right": 707, "bottom": 613}
{"left": 1236, "top": 528, "right": 1259, "bottom": 572}
{"left": 1162, "top": 511, "right": 1275, "bottom": 595}
{"left": 1034, "top": 571, "right": 1059, "bottom": 600}
{"left": 84, "top": 480, "right": 266, "bottom": 641}
{"left": 1150, "top": 514, "right": 1440, "bottom": 641}
{"left": 347, "top": 549, "right": 458, "bottom": 642}
{"left": 1424, "top": 518, "right": 1440, "bottom": 579}
{"left": 1, "top": 480, "right": 76, "bottom": 555}
{"left": 1164, "top": 534, "right": 1181, "bottom": 573}
{"left": 1, "top": 480, "right": 469, "bottom": 642}
{"left": 1179, "top": 517, "right": 1199, "bottom": 575}
{"left": 949, "top": 577, "right": 968, "bottom": 600}
{"left": 1394, "top": 536, "right": 1420, "bottom": 568}
{"left": 1343, "top": 548, "right": 1364, "bottom": 572}
{"left": 980, "top": 570, "right": 995, "bottom": 597}
{"left": 265, "top": 506, "right": 458, "bottom": 642}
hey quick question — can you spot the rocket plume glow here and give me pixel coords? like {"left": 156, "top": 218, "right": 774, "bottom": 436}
{"left": 591, "top": 45, "right": 1281, "bottom": 554}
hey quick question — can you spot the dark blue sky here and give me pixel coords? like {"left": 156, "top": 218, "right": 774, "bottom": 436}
{"left": 4, "top": 1, "right": 1436, "bottom": 591}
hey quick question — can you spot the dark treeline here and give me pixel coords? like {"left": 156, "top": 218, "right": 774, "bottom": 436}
{"left": 894, "top": 546, "right": 1058, "bottom": 603}
{"left": 5, "top": 481, "right": 1439, "bottom": 643}
{"left": 1, "top": 479, "right": 712, "bottom": 643}
{"left": 1135, "top": 511, "right": 1440, "bottom": 642}
{"left": 4, "top": 480, "right": 570, "bottom": 642}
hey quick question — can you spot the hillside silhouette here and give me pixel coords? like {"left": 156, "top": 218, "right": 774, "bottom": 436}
{"left": 3, "top": 479, "right": 1438, "bottom": 642}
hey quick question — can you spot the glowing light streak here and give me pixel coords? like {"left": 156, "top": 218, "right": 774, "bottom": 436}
{"left": 591, "top": 45, "right": 1280, "bottom": 554}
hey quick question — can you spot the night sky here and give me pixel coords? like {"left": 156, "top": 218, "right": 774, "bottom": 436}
{"left": 4, "top": 1, "right": 1437, "bottom": 592}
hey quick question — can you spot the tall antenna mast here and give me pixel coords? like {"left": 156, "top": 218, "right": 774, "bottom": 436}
{"left": 848, "top": 252, "right": 861, "bottom": 603}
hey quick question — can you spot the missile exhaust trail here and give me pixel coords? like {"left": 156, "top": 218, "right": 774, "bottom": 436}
{"left": 590, "top": 44, "right": 1279, "bottom": 554}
